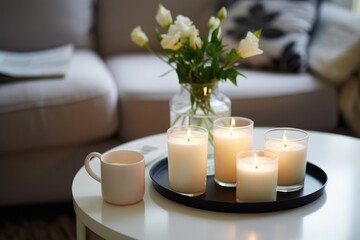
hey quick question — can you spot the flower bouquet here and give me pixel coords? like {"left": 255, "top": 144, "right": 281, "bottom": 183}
{"left": 131, "top": 4, "right": 262, "bottom": 145}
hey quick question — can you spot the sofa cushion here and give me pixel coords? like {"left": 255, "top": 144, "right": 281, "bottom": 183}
{"left": 309, "top": 3, "right": 360, "bottom": 84}
{"left": 0, "top": 49, "right": 118, "bottom": 153}
{"left": 0, "top": 0, "right": 95, "bottom": 51}
{"left": 222, "top": 0, "right": 320, "bottom": 73}
{"left": 107, "top": 53, "right": 337, "bottom": 141}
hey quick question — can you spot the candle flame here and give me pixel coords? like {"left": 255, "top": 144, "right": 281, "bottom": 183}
{"left": 187, "top": 128, "right": 191, "bottom": 141}
{"left": 254, "top": 153, "right": 259, "bottom": 169}
{"left": 231, "top": 118, "right": 235, "bottom": 127}
{"left": 229, "top": 118, "right": 235, "bottom": 135}
{"left": 283, "top": 134, "right": 287, "bottom": 148}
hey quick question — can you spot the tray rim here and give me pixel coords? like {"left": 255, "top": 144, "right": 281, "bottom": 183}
{"left": 150, "top": 158, "right": 328, "bottom": 213}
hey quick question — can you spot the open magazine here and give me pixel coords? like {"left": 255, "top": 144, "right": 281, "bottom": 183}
{"left": 0, "top": 44, "right": 74, "bottom": 81}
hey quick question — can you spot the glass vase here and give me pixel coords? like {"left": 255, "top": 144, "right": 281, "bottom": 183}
{"left": 170, "top": 82, "right": 231, "bottom": 175}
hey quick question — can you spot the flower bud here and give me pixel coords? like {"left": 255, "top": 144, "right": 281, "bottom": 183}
{"left": 156, "top": 4, "right": 173, "bottom": 29}
{"left": 237, "top": 32, "right": 263, "bottom": 58}
{"left": 217, "top": 7, "right": 227, "bottom": 22}
{"left": 208, "top": 16, "right": 220, "bottom": 31}
{"left": 131, "top": 26, "right": 149, "bottom": 47}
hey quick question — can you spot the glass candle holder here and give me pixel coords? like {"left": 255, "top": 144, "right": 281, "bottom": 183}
{"left": 213, "top": 117, "right": 253, "bottom": 187}
{"left": 167, "top": 125, "right": 208, "bottom": 197}
{"left": 264, "top": 128, "right": 309, "bottom": 192}
{"left": 236, "top": 150, "right": 278, "bottom": 202}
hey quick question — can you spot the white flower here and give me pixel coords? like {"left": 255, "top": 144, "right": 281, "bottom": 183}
{"left": 168, "top": 15, "right": 193, "bottom": 41}
{"left": 131, "top": 26, "right": 149, "bottom": 47}
{"left": 237, "top": 32, "right": 263, "bottom": 58}
{"left": 156, "top": 4, "right": 172, "bottom": 29}
{"left": 161, "top": 15, "right": 196, "bottom": 50}
{"left": 189, "top": 26, "right": 203, "bottom": 50}
{"left": 208, "top": 16, "right": 220, "bottom": 31}
{"left": 161, "top": 32, "right": 182, "bottom": 50}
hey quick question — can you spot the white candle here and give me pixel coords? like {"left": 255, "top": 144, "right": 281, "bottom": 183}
{"left": 264, "top": 139, "right": 307, "bottom": 185}
{"left": 214, "top": 117, "right": 253, "bottom": 187}
{"left": 167, "top": 126, "right": 208, "bottom": 196}
{"left": 236, "top": 151, "right": 278, "bottom": 202}
{"left": 264, "top": 128, "right": 309, "bottom": 192}
{"left": 214, "top": 129, "right": 252, "bottom": 184}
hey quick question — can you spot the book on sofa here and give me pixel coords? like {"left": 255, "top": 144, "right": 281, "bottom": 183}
{"left": 0, "top": 44, "right": 74, "bottom": 81}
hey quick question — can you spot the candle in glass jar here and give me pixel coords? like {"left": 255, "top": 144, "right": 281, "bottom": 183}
{"left": 214, "top": 117, "right": 253, "bottom": 187}
{"left": 167, "top": 126, "right": 208, "bottom": 196}
{"left": 236, "top": 150, "right": 278, "bottom": 202}
{"left": 264, "top": 128, "right": 309, "bottom": 192}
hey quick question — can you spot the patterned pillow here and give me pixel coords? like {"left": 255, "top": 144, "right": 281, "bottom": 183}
{"left": 222, "top": 0, "right": 321, "bottom": 73}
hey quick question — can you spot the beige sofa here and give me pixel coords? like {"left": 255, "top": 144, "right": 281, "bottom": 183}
{"left": 0, "top": 0, "right": 356, "bottom": 206}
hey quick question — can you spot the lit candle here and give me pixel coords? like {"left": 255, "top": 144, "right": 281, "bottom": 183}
{"left": 264, "top": 128, "right": 309, "bottom": 192}
{"left": 236, "top": 150, "right": 278, "bottom": 202}
{"left": 214, "top": 117, "right": 253, "bottom": 187}
{"left": 167, "top": 126, "right": 208, "bottom": 196}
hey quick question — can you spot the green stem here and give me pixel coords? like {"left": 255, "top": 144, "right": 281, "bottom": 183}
{"left": 223, "top": 55, "right": 242, "bottom": 71}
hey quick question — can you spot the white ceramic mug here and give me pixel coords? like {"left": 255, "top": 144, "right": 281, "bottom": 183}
{"left": 84, "top": 150, "right": 145, "bottom": 205}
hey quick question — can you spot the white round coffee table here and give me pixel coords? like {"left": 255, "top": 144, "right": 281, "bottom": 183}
{"left": 72, "top": 128, "right": 360, "bottom": 240}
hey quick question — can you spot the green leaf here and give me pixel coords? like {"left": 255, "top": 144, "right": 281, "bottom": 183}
{"left": 223, "top": 68, "right": 239, "bottom": 86}
{"left": 225, "top": 49, "right": 238, "bottom": 63}
{"left": 211, "top": 29, "right": 219, "bottom": 42}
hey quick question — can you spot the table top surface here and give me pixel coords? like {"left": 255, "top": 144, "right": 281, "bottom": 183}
{"left": 72, "top": 127, "right": 360, "bottom": 240}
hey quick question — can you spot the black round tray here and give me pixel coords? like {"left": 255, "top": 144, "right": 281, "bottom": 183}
{"left": 150, "top": 158, "right": 327, "bottom": 213}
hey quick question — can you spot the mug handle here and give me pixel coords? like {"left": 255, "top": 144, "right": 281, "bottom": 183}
{"left": 84, "top": 152, "right": 102, "bottom": 183}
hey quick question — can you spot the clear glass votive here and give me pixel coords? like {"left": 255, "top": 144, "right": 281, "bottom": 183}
{"left": 264, "top": 128, "right": 309, "bottom": 192}
{"left": 236, "top": 150, "right": 278, "bottom": 202}
{"left": 213, "top": 117, "right": 253, "bottom": 187}
{"left": 167, "top": 125, "right": 208, "bottom": 197}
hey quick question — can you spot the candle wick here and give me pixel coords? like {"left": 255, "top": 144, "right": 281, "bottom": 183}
{"left": 255, "top": 165, "right": 258, "bottom": 170}
{"left": 187, "top": 138, "right": 190, "bottom": 142}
